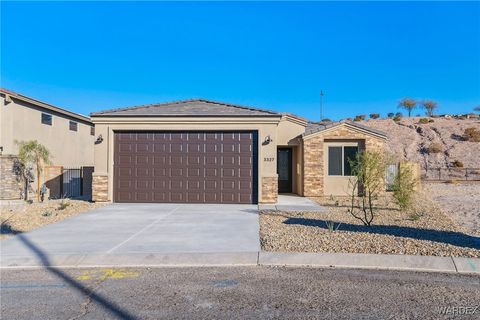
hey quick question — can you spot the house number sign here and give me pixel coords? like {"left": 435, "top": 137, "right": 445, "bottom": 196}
{"left": 264, "top": 157, "right": 275, "bottom": 162}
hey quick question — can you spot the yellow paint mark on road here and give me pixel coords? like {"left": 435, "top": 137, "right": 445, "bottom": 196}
{"left": 76, "top": 269, "right": 139, "bottom": 281}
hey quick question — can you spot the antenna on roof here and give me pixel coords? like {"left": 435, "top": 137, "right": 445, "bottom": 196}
{"left": 320, "top": 90, "right": 324, "bottom": 121}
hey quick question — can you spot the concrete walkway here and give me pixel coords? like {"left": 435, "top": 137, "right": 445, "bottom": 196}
{"left": 258, "top": 194, "right": 325, "bottom": 212}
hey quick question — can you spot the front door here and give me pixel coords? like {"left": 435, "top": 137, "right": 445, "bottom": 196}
{"left": 277, "top": 148, "right": 292, "bottom": 193}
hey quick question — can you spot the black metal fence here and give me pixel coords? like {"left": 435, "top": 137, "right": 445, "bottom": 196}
{"left": 45, "top": 166, "right": 93, "bottom": 200}
{"left": 422, "top": 167, "right": 480, "bottom": 181}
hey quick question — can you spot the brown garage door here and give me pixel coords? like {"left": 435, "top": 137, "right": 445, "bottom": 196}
{"left": 114, "top": 131, "right": 258, "bottom": 203}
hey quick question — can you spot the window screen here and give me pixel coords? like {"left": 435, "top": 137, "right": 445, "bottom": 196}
{"left": 343, "top": 146, "right": 358, "bottom": 176}
{"left": 41, "top": 113, "right": 52, "bottom": 125}
{"left": 69, "top": 121, "right": 78, "bottom": 131}
{"left": 328, "top": 146, "right": 343, "bottom": 175}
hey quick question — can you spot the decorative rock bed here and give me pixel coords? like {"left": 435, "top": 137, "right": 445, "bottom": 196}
{"left": 260, "top": 194, "right": 480, "bottom": 258}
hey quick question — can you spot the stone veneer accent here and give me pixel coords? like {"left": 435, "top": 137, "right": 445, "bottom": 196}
{"left": 0, "top": 155, "right": 23, "bottom": 200}
{"left": 303, "top": 125, "right": 386, "bottom": 197}
{"left": 261, "top": 176, "right": 278, "bottom": 203}
{"left": 92, "top": 175, "right": 109, "bottom": 202}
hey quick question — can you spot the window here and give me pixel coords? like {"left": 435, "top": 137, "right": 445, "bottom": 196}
{"left": 328, "top": 145, "right": 358, "bottom": 176}
{"left": 69, "top": 121, "right": 78, "bottom": 131}
{"left": 41, "top": 113, "right": 52, "bottom": 125}
{"left": 90, "top": 126, "right": 95, "bottom": 136}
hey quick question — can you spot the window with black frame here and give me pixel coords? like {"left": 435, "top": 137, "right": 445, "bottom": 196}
{"left": 328, "top": 145, "right": 358, "bottom": 176}
{"left": 41, "top": 113, "right": 52, "bottom": 125}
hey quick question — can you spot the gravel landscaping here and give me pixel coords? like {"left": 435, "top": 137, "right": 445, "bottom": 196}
{"left": 260, "top": 191, "right": 480, "bottom": 258}
{"left": 423, "top": 182, "right": 480, "bottom": 235}
{"left": 0, "top": 199, "right": 105, "bottom": 240}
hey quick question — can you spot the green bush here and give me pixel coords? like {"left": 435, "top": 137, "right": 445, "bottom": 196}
{"left": 57, "top": 200, "right": 70, "bottom": 210}
{"left": 391, "top": 165, "right": 417, "bottom": 212}
{"left": 369, "top": 113, "right": 380, "bottom": 119}
{"left": 347, "top": 151, "right": 386, "bottom": 226}
{"left": 42, "top": 211, "right": 54, "bottom": 217}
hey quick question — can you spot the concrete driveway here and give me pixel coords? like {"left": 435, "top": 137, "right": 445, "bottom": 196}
{"left": 0, "top": 203, "right": 260, "bottom": 267}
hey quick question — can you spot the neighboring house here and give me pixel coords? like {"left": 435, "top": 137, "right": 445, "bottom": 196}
{"left": 0, "top": 88, "right": 95, "bottom": 200}
{"left": 90, "top": 99, "right": 387, "bottom": 204}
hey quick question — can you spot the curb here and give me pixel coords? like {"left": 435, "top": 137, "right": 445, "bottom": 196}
{"left": 258, "top": 252, "right": 480, "bottom": 274}
{"left": 0, "top": 252, "right": 259, "bottom": 269}
{"left": 1, "top": 251, "right": 479, "bottom": 274}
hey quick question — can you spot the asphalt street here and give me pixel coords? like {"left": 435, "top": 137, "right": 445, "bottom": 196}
{"left": 1, "top": 266, "right": 479, "bottom": 320}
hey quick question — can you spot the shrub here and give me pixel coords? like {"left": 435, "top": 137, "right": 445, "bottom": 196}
{"left": 393, "top": 115, "right": 402, "bottom": 122}
{"left": 452, "top": 160, "right": 464, "bottom": 168}
{"left": 427, "top": 143, "right": 443, "bottom": 154}
{"left": 391, "top": 165, "right": 417, "bottom": 212}
{"left": 387, "top": 112, "right": 395, "bottom": 118}
{"left": 42, "top": 211, "right": 53, "bottom": 217}
{"left": 369, "top": 113, "right": 380, "bottom": 119}
{"left": 463, "top": 127, "right": 480, "bottom": 142}
{"left": 57, "top": 200, "right": 70, "bottom": 210}
{"left": 347, "top": 151, "right": 386, "bottom": 226}
{"left": 354, "top": 115, "right": 366, "bottom": 121}
{"left": 418, "top": 118, "right": 434, "bottom": 124}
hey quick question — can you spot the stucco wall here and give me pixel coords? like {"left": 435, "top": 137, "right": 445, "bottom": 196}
{"left": 91, "top": 116, "right": 281, "bottom": 203}
{"left": 303, "top": 124, "right": 386, "bottom": 197}
{"left": 0, "top": 95, "right": 94, "bottom": 167}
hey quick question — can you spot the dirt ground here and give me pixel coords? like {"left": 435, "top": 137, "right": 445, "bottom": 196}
{"left": 423, "top": 181, "right": 480, "bottom": 235}
{"left": 260, "top": 190, "right": 480, "bottom": 258}
{"left": 0, "top": 199, "right": 105, "bottom": 240}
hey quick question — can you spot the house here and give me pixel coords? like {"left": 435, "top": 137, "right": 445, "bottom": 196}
{"left": 90, "top": 99, "right": 387, "bottom": 203}
{"left": 0, "top": 88, "right": 95, "bottom": 200}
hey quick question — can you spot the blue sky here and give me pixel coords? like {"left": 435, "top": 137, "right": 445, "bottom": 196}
{"left": 1, "top": 1, "right": 479, "bottom": 121}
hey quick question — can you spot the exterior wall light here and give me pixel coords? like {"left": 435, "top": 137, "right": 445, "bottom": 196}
{"left": 95, "top": 134, "right": 103, "bottom": 144}
{"left": 264, "top": 135, "right": 272, "bottom": 144}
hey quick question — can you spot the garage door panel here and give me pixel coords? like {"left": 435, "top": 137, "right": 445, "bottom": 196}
{"left": 114, "top": 131, "right": 257, "bottom": 203}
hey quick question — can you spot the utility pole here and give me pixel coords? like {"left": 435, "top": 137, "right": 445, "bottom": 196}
{"left": 320, "top": 90, "right": 324, "bottom": 121}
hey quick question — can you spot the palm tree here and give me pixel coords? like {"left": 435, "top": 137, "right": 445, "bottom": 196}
{"left": 422, "top": 100, "right": 438, "bottom": 117}
{"left": 16, "top": 140, "right": 52, "bottom": 201}
{"left": 398, "top": 98, "right": 416, "bottom": 117}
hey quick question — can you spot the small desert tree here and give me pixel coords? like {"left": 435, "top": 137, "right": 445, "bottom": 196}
{"left": 398, "top": 98, "right": 416, "bottom": 117}
{"left": 474, "top": 106, "right": 480, "bottom": 113}
{"left": 347, "top": 151, "right": 386, "bottom": 226}
{"left": 422, "top": 100, "right": 438, "bottom": 117}
{"left": 391, "top": 164, "right": 417, "bottom": 212}
{"left": 16, "top": 140, "right": 52, "bottom": 201}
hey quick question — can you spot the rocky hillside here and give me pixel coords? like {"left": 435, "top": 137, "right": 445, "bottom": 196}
{"left": 359, "top": 117, "right": 480, "bottom": 169}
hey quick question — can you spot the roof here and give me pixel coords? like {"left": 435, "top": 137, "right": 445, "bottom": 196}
{"left": 90, "top": 99, "right": 282, "bottom": 117}
{"left": 0, "top": 88, "right": 92, "bottom": 124}
{"left": 303, "top": 120, "right": 388, "bottom": 139}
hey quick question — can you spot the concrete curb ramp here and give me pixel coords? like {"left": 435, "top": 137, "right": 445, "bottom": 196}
{"left": 2, "top": 251, "right": 479, "bottom": 274}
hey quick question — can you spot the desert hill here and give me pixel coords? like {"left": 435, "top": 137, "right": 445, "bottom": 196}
{"left": 358, "top": 117, "right": 480, "bottom": 170}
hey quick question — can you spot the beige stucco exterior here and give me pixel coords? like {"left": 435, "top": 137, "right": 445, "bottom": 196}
{"left": 0, "top": 90, "right": 95, "bottom": 199}
{"left": 0, "top": 92, "right": 94, "bottom": 166}
{"left": 91, "top": 116, "right": 284, "bottom": 203}
{"left": 91, "top": 107, "right": 386, "bottom": 203}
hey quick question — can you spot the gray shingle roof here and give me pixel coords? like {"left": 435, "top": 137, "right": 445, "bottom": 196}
{"left": 90, "top": 99, "right": 282, "bottom": 117}
{"left": 303, "top": 120, "right": 387, "bottom": 138}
